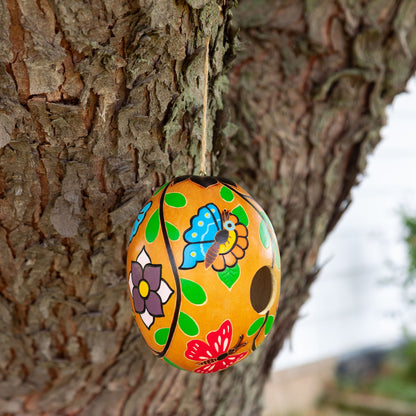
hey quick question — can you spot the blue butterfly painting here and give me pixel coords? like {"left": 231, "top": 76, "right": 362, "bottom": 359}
{"left": 180, "top": 203, "right": 249, "bottom": 272}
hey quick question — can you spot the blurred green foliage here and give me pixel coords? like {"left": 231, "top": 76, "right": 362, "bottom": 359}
{"left": 358, "top": 213, "right": 416, "bottom": 402}
{"left": 365, "top": 214, "right": 416, "bottom": 401}
{"left": 370, "top": 339, "right": 416, "bottom": 402}
{"left": 335, "top": 214, "right": 416, "bottom": 404}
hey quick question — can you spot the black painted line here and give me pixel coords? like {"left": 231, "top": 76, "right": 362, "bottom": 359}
{"left": 156, "top": 182, "right": 182, "bottom": 358}
{"left": 251, "top": 311, "right": 269, "bottom": 351}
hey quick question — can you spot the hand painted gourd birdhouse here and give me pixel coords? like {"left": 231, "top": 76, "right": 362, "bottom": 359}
{"left": 127, "top": 175, "right": 281, "bottom": 373}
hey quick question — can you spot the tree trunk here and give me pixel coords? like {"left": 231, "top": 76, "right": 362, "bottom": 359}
{"left": 0, "top": 0, "right": 415, "bottom": 415}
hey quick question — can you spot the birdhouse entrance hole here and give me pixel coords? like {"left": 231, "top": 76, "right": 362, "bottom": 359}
{"left": 250, "top": 266, "right": 277, "bottom": 314}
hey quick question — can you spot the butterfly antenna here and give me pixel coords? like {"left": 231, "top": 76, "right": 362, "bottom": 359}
{"left": 230, "top": 335, "right": 247, "bottom": 354}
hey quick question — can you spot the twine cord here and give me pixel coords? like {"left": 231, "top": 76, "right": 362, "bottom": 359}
{"left": 200, "top": 36, "right": 210, "bottom": 176}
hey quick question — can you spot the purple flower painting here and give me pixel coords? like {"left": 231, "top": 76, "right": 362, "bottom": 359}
{"left": 129, "top": 247, "right": 173, "bottom": 329}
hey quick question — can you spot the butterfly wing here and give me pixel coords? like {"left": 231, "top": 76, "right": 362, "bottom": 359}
{"left": 205, "top": 319, "right": 233, "bottom": 356}
{"left": 183, "top": 204, "right": 221, "bottom": 243}
{"left": 180, "top": 204, "right": 222, "bottom": 269}
{"left": 181, "top": 242, "right": 213, "bottom": 269}
{"left": 185, "top": 339, "right": 217, "bottom": 362}
{"left": 185, "top": 320, "right": 246, "bottom": 373}
{"left": 205, "top": 203, "right": 222, "bottom": 228}
{"left": 185, "top": 319, "right": 232, "bottom": 362}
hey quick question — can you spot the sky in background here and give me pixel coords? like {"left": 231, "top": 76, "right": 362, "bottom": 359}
{"left": 274, "top": 77, "right": 416, "bottom": 370}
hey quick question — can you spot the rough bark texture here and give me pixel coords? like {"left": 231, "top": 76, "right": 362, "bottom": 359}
{"left": 223, "top": 0, "right": 416, "bottom": 379}
{"left": 0, "top": 0, "right": 415, "bottom": 415}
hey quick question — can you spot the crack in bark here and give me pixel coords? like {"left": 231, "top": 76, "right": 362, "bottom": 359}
{"left": 7, "top": 0, "right": 30, "bottom": 104}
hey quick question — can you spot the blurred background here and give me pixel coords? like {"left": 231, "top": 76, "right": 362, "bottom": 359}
{"left": 263, "top": 77, "right": 416, "bottom": 416}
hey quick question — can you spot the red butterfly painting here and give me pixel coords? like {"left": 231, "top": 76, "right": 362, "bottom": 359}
{"left": 185, "top": 319, "right": 247, "bottom": 373}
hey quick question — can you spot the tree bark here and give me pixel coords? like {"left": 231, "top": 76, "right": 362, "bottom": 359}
{"left": 0, "top": 0, "right": 415, "bottom": 415}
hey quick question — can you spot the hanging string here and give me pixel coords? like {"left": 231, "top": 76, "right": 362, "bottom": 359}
{"left": 200, "top": 35, "right": 210, "bottom": 176}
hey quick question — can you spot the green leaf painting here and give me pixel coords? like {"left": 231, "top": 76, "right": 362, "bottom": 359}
{"left": 165, "top": 192, "right": 187, "bottom": 208}
{"left": 264, "top": 315, "right": 275, "bottom": 335}
{"left": 275, "top": 247, "right": 281, "bottom": 269}
{"left": 163, "top": 357, "right": 185, "bottom": 370}
{"left": 180, "top": 278, "right": 207, "bottom": 305}
{"left": 259, "top": 220, "right": 271, "bottom": 249}
{"left": 154, "top": 327, "right": 170, "bottom": 345}
{"left": 260, "top": 211, "right": 274, "bottom": 231}
{"left": 217, "top": 264, "right": 241, "bottom": 289}
{"left": 145, "top": 209, "right": 160, "bottom": 243}
{"left": 153, "top": 181, "right": 169, "bottom": 197}
{"left": 232, "top": 205, "right": 249, "bottom": 226}
{"left": 178, "top": 312, "right": 199, "bottom": 337}
{"left": 247, "top": 317, "right": 265, "bottom": 337}
{"left": 260, "top": 212, "right": 280, "bottom": 269}
{"left": 166, "top": 221, "right": 180, "bottom": 241}
{"left": 220, "top": 186, "right": 234, "bottom": 202}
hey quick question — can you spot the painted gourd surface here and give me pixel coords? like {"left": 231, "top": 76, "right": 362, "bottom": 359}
{"left": 127, "top": 175, "right": 281, "bottom": 373}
